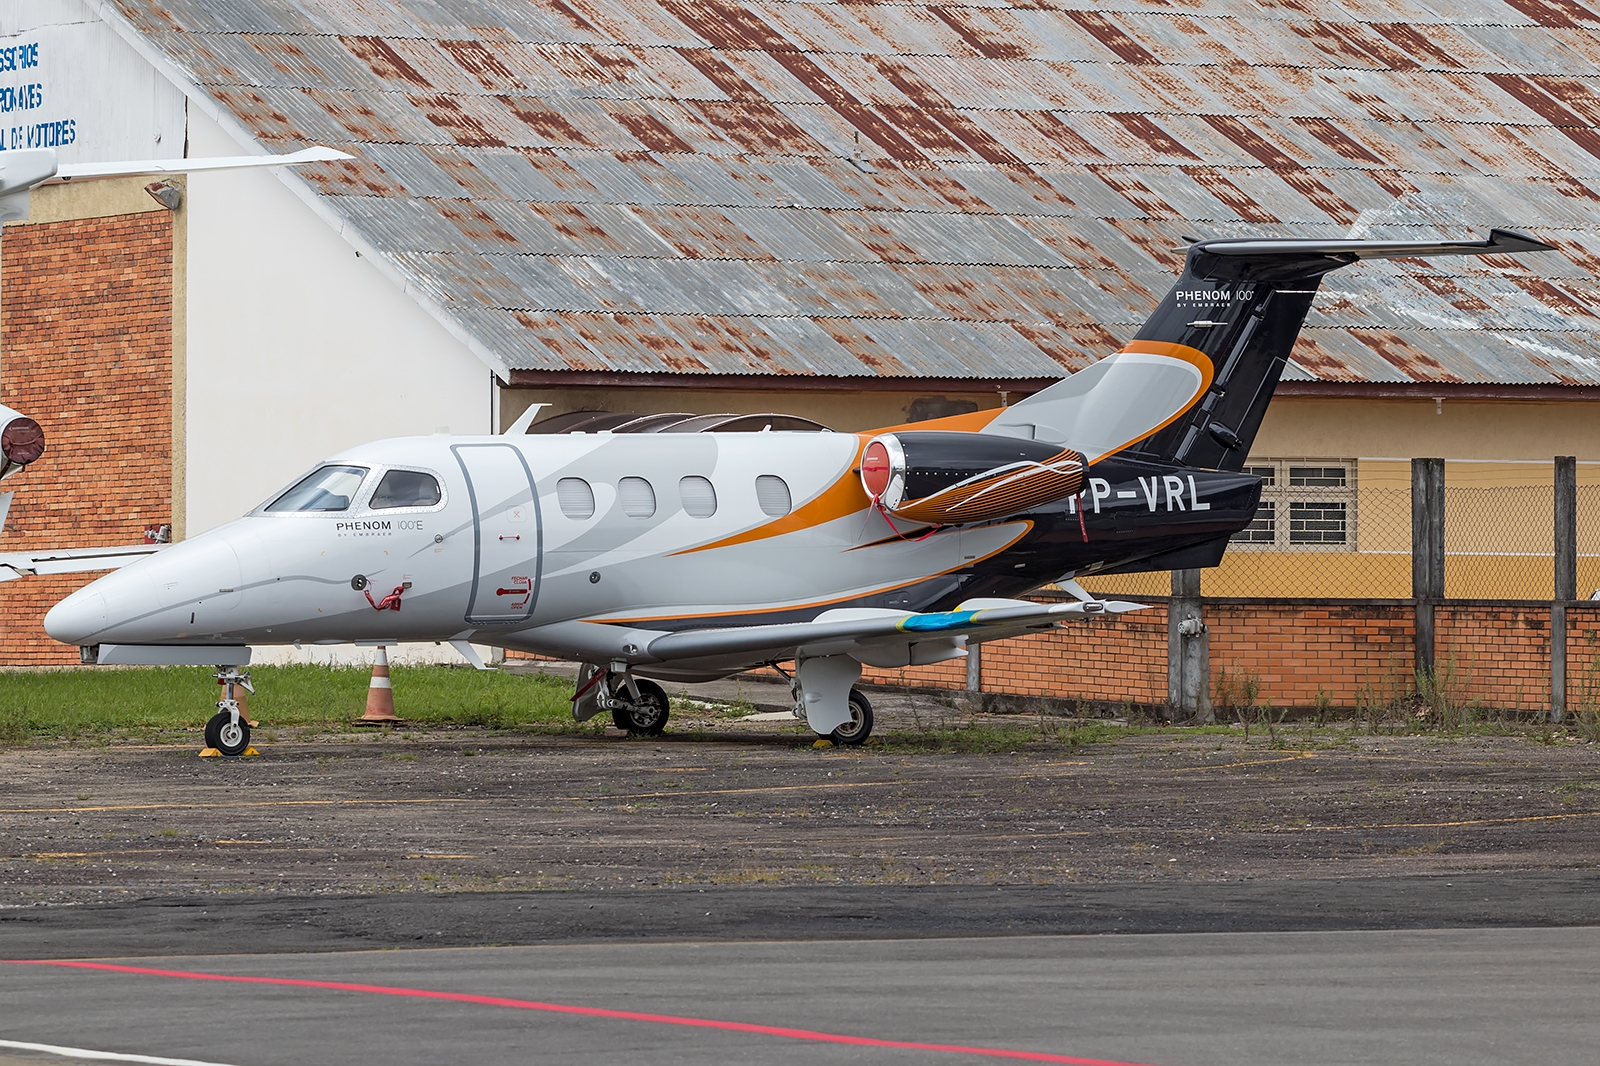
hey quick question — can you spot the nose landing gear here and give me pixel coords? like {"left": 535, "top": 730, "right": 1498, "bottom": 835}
{"left": 571, "top": 664, "right": 671, "bottom": 736}
{"left": 203, "top": 667, "right": 255, "bottom": 757}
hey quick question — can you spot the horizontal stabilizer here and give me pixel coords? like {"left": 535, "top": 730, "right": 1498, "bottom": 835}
{"left": 1188, "top": 228, "right": 1553, "bottom": 282}
{"left": 1196, "top": 227, "right": 1552, "bottom": 261}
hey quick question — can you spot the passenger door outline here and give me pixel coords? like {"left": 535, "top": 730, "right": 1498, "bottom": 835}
{"left": 452, "top": 443, "right": 541, "bottom": 625}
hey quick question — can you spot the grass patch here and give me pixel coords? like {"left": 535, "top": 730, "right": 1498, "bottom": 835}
{"left": 0, "top": 665, "right": 576, "bottom": 744}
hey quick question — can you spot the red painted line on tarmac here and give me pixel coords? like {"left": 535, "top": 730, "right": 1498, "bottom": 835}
{"left": 5, "top": 959, "right": 1156, "bottom": 1066}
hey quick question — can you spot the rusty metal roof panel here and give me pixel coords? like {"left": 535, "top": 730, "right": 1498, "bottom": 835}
{"left": 359, "top": 142, "right": 466, "bottom": 198}
{"left": 792, "top": 261, "right": 944, "bottom": 318}
{"left": 937, "top": 166, "right": 1071, "bottom": 217}
{"left": 652, "top": 155, "right": 768, "bottom": 208}
{"left": 761, "top": 161, "right": 868, "bottom": 211}
{"left": 482, "top": 254, "right": 605, "bottom": 311}
{"left": 340, "top": 195, "right": 468, "bottom": 253}
{"left": 751, "top": 209, "right": 882, "bottom": 263}
{"left": 106, "top": 0, "right": 1600, "bottom": 385}
{"left": 529, "top": 201, "right": 670, "bottom": 255}
{"left": 558, "top": 152, "right": 672, "bottom": 204}
{"left": 1462, "top": 25, "right": 1600, "bottom": 78}
{"left": 711, "top": 207, "right": 839, "bottom": 263}
{"left": 631, "top": 258, "right": 791, "bottom": 315}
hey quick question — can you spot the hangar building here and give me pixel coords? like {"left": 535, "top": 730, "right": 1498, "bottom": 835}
{"left": 3, "top": 0, "right": 1600, "bottom": 663}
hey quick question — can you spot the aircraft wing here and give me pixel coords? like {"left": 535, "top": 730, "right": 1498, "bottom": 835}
{"left": 48, "top": 147, "right": 353, "bottom": 183}
{"left": 1, "top": 146, "right": 354, "bottom": 222}
{"left": 644, "top": 595, "right": 1146, "bottom": 666}
{"left": 0, "top": 544, "right": 163, "bottom": 583}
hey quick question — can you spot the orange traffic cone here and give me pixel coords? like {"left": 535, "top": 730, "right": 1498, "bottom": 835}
{"left": 355, "top": 646, "right": 406, "bottom": 725}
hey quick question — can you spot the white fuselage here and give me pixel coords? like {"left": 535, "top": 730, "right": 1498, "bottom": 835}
{"left": 45, "top": 431, "right": 1029, "bottom": 675}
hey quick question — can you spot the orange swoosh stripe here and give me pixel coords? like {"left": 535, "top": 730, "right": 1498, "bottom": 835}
{"left": 601, "top": 522, "right": 1032, "bottom": 627}
{"left": 670, "top": 444, "right": 871, "bottom": 556}
{"left": 674, "top": 341, "right": 1207, "bottom": 557}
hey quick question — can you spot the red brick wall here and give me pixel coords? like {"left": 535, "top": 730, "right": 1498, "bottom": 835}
{"left": 860, "top": 604, "right": 1170, "bottom": 705}
{"left": 859, "top": 598, "right": 1594, "bottom": 716}
{"left": 0, "top": 211, "right": 173, "bottom": 664}
{"left": 1435, "top": 605, "right": 1549, "bottom": 712}
{"left": 1207, "top": 602, "right": 1414, "bottom": 707}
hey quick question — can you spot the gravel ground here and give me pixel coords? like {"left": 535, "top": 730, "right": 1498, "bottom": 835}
{"left": 3, "top": 671, "right": 1599, "bottom": 956}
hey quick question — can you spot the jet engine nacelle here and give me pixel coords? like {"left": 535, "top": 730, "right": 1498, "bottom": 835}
{"left": 0, "top": 404, "right": 44, "bottom": 480}
{"left": 860, "top": 430, "right": 1085, "bottom": 526}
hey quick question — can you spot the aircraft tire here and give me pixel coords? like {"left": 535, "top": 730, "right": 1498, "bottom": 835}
{"left": 827, "top": 689, "right": 874, "bottom": 746}
{"left": 612, "top": 678, "right": 670, "bottom": 736}
{"left": 204, "top": 711, "right": 251, "bottom": 757}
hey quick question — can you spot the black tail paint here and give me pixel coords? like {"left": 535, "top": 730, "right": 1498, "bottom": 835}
{"left": 1121, "top": 228, "right": 1553, "bottom": 471}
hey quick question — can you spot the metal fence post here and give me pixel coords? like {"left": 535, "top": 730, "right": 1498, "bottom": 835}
{"left": 1412, "top": 458, "right": 1445, "bottom": 682}
{"left": 1168, "top": 568, "right": 1212, "bottom": 722}
{"left": 1553, "top": 456, "right": 1576, "bottom": 723}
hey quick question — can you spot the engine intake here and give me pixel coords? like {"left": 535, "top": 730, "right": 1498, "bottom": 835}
{"left": 860, "top": 431, "right": 1085, "bottom": 526}
{"left": 0, "top": 404, "right": 44, "bottom": 480}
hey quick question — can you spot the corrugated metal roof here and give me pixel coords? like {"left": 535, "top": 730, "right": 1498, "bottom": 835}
{"left": 101, "top": 0, "right": 1600, "bottom": 384}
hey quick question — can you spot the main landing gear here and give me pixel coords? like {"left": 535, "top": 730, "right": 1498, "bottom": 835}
{"left": 823, "top": 688, "right": 874, "bottom": 746}
{"left": 205, "top": 668, "right": 255, "bottom": 756}
{"left": 777, "top": 659, "right": 875, "bottom": 746}
{"left": 571, "top": 663, "right": 670, "bottom": 736}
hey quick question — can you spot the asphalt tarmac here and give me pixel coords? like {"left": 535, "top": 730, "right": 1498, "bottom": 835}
{"left": 5, "top": 723, "right": 1600, "bottom": 1063}
{"left": 3, "top": 927, "right": 1598, "bottom": 1065}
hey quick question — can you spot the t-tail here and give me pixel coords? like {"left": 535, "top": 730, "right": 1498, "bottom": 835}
{"left": 985, "top": 228, "right": 1554, "bottom": 470}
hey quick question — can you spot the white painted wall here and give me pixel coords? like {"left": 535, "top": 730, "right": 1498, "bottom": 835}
{"left": 0, "top": 0, "right": 183, "bottom": 164}
{"left": 185, "top": 108, "right": 492, "bottom": 535}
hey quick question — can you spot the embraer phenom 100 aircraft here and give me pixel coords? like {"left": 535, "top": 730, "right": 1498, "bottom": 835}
{"left": 45, "top": 229, "right": 1553, "bottom": 753}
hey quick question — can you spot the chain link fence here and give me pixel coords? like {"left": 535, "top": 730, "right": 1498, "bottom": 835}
{"left": 1079, "top": 459, "right": 1600, "bottom": 602}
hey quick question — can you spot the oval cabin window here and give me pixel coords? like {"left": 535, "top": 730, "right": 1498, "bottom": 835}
{"left": 755, "top": 475, "right": 791, "bottom": 517}
{"left": 557, "top": 477, "right": 595, "bottom": 519}
{"left": 619, "top": 476, "right": 656, "bottom": 518}
{"left": 679, "top": 476, "right": 717, "bottom": 518}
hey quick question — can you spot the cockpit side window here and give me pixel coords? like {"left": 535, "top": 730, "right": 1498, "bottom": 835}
{"left": 370, "top": 469, "right": 442, "bottom": 509}
{"left": 265, "top": 465, "right": 368, "bottom": 513}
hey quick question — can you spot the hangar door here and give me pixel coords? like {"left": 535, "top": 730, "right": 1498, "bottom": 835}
{"left": 452, "top": 443, "right": 541, "bottom": 625}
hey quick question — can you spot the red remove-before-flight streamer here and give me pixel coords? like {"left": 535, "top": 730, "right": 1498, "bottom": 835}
{"left": 5, "top": 959, "right": 1159, "bottom": 1066}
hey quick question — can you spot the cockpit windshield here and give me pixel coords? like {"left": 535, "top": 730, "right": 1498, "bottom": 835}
{"left": 265, "top": 465, "right": 368, "bottom": 513}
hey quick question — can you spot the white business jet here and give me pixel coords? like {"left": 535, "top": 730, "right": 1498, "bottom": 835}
{"left": 43, "top": 227, "right": 1553, "bottom": 753}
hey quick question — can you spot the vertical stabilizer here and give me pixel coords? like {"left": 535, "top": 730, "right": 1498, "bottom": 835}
{"left": 986, "top": 229, "right": 1553, "bottom": 470}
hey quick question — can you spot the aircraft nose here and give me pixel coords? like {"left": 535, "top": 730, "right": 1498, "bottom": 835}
{"left": 44, "top": 587, "right": 108, "bottom": 646}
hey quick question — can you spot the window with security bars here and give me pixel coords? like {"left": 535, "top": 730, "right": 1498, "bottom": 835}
{"left": 1232, "top": 459, "right": 1355, "bottom": 550}
{"left": 1232, "top": 466, "right": 1277, "bottom": 544}
{"left": 1289, "top": 501, "right": 1347, "bottom": 544}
